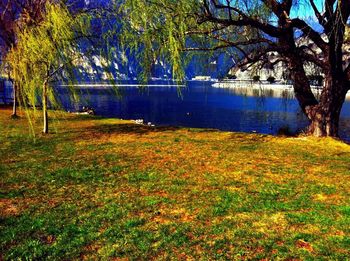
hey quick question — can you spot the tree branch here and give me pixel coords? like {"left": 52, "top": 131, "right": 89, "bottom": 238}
{"left": 297, "top": 45, "right": 327, "bottom": 69}
{"left": 291, "top": 18, "right": 328, "bottom": 54}
{"left": 232, "top": 46, "right": 282, "bottom": 71}
{"left": 309, "top": 0, "right": 325, "bottom": 26}
{"left": 203, "top": 0, "right": 282, "bottom": 37}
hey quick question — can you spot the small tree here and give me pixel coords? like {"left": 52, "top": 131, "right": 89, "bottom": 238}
{"left": 0, "top": 0, "right": 49, "bottom": 118}
{"left": 7, "top": 2, "right": 91, "bottom": 134}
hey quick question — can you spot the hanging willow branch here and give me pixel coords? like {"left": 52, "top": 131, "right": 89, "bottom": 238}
{"left": 6, "top": 1, "right": 92, "bottom": 134}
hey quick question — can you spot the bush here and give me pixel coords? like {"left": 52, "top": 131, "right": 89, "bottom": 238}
{"left": 277, "top": 126, "right": 295, "bottom": 136}
{"left": 252, "top": 75, "right": 260, "bottom": 82}
{"left": 267, "top": 76, "right": 276, "bottom": 83}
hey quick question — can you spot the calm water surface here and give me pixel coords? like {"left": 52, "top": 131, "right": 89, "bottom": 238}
{"left": 58, "top": 81, "right": 350, "bottom": 140}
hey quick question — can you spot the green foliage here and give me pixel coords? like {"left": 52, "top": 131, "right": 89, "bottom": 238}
{"left": 6, "top": 2, "right": 91, "bottom": 132}
{"left": 116, "top": 0, "right": 273, "bottom": 82}
{"left": 118, "top": 0, "right": 239, "bottom": 81}
{"left": 117, "top": 0, "right": 198, "bottom": 81}
{"left": 345, "top": 25, "right": 350, "bottom": 42}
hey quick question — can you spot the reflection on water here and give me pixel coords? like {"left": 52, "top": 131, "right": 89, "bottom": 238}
{"left": 57, "top": 81, "right": 350, "bottom": 140}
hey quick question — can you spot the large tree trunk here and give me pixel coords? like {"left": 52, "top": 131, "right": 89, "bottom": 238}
{"left": 288, "top": 56, "right": 348, "bottom": 137}
{"left": 304, "top": 16, "right": 349, "bottom": 138}
{"left": 42, "top": 80, "right": 48, "bottom": 134}
{"left": 306, "top": 104, "right": 341, "bottom": 137}
{"left": 303, "top": 75, "right": 347, "bottom": 137}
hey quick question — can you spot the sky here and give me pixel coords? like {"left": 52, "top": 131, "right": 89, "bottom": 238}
{"left": 290, "top": 0, "right": 324, "bottom": 18}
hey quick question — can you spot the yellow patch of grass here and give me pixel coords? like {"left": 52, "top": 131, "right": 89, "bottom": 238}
{"left": 1, "top": 107, "right": 350, "bottom": 259}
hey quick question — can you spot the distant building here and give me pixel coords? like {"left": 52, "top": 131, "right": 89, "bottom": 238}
{"left": 191, "top": 76, "right": 213, "bottom": 81}
{"left": 228, "top": 36, "right": 350, "bottom": 85}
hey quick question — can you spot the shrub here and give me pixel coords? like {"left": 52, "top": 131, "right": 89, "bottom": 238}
{"left": 252, "top": 75, "right": 260, "bottom": 82}
{"left": 227, "top": 74, "right": 237, "bottom": 79}
{"left": 277, "top": 126, "right": 295, "bottom": 136}
{"left": 267, "top": 76, "right": 276, "bottom": 83}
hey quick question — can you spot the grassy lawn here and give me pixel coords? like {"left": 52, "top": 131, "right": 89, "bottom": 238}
{"left": 1, "top": 107, "right": 350, "bottom": 260}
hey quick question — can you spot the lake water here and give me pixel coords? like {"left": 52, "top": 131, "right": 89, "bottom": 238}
{"left": 58, "top": 81, "right": 350, "bottom": 140}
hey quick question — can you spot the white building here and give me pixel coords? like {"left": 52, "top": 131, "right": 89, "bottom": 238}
{"left": 228, "top": 36, "right": 350, "bottom": 84}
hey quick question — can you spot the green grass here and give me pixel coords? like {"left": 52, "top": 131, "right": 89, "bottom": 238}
{"left": 1, "top": 107, "right": 350, "bottom": 259}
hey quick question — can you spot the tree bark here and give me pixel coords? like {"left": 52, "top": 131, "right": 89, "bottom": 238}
{"left": 12, "top": 81, "right": 17, "bottom": 117}
{"left": 217, "top": 0, "right": 349, "bottom": 138}
{"left": 283, "top": 41, "right": 349, "bottom": 138}
{"left": 304, "top": 78, "right": 347, "bottom": 137}
{"left": 42, "top": 80, "right": 48, "bottom": 134}
{"left": 306, "top": 105, "right": 340, "bottom": 137}
{"left": 7, "top": 76, "right": 18, "bottom": 118}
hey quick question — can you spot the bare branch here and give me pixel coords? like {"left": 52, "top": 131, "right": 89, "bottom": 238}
{"left": 291, "top": 18, "right": 328, "bottom": 54}
{"left": 297, "top": 45, "right": 327, "bottom": 69}
{"left": 185, "top": 25, "right": 229, "bottom": 35}
{"left": 183, "top": 44, "right": 231, "bottom": 52}
{"left": 325, "top": 0, "right": 336, "bottom": 23}
{"left": 309, "top": 0, "right": 325, "bottom": 26}
{"left": 232, "top": 46, "right": 282, "bottom": 71}
{"left": 203, "top": 0, "right": 282, "bottom": 37}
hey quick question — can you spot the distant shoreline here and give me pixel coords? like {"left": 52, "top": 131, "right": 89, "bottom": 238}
{"left": 211, "top": 80, "right": 350, "bottom": 97}
{"left": 212, "top": 80, "right": 322, "bottom": 90}
{"left": 59, "top": 83, "right": 186, "bottom": 88}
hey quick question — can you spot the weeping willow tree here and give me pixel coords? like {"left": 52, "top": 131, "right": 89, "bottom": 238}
{"left": 118, "top": 0, "right": 350, "bottom": 137}
{"left": 118, "top": 1, "right": 220, "bottom": 81}
{"left": 117, "top": 0, "right": 268, "bottom": 81}
{"left": 118, "top": 1, "right": 185, "bottom": 81}
{"left": 6, "top": 1, "right": 91, "bottom": 134}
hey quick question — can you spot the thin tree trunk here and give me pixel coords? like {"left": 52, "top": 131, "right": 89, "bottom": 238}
{"left": 12, "top": 82, "right": 17, "bottom": 117}
{"left": 7, "top": 75, "right": 18, "bottom": 118}
{"left": 42, "top": 80, "right": 48, "bottom": 134}
{"left": 2, "top": 79, "right": 7, "bottom": 105}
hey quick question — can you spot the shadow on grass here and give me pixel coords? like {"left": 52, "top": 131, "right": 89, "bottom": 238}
{"left": 84, "top": 123, "right": 180, "bottom": 136}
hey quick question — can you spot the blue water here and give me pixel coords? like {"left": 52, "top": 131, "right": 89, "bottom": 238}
{"left": 58, "top": 81, "right": 350, "bottom": 140}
